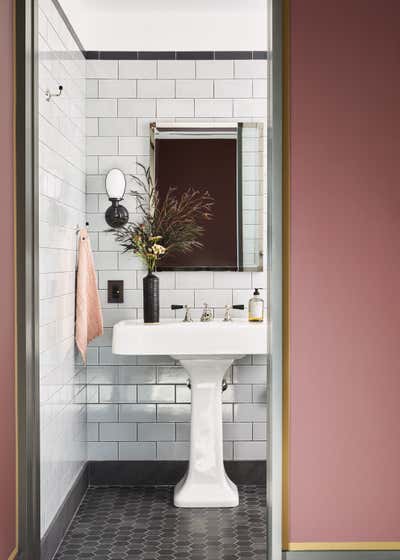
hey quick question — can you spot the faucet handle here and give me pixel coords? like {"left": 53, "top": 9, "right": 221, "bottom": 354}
{"left": 171, "top": 304, "right": 193, "bottom": 322}
{"left": 223, "top": 304, "right": 245, "bottom": 322}
{"left": 183, "top": 305, "right": 193, "bottom": 322}
{"left": 223, "top": 305, "right": 232, "bottom": 322}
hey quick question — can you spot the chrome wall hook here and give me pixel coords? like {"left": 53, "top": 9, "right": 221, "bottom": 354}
{"left": 45, "top": 85, "right": 63, "bottom": 102}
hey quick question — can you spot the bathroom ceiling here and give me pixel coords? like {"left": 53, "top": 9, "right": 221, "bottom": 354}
{"left": 58, "top": 0, "right": 268, "bottom": 51}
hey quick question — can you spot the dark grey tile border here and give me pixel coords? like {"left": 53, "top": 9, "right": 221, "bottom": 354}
{"left": 139, "top": 51, "right": 176, "bottom": 60}
{"left": 89, "top": 51, "right": 139, "bottom": 60}
{"left": 177, "top": 51, "right": 214, "bottom": 60}
{"left": 85, "top": 50, "right": 270, "bottom": 60}
{"left": 253, "top": 50, "right": 270, "bottom": 59}
{"left": 215, "top": 51, "right": 253, "bottom": 60}
{"left": 41, "top": 465, "right": 89, "bottom": 560}
{"left": 88, "top": 460, "right": 266, "bottom": 486}
{"left": 84, "top": 51, "right": 100, "bottom": 60}
{"left": 51, "top": 0, "right": 85, "bottom": 53}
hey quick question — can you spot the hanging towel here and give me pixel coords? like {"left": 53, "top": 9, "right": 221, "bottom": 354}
{"left": 75, "top": 228, "right": 103, "bottom": 364}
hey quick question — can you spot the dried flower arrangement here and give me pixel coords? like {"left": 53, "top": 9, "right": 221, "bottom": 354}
{"left": 109, "top": 163, "right": 214, "bottom": 273}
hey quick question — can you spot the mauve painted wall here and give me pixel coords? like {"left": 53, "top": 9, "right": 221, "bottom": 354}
{"left": 289, "top": 0, "right": 400, "bottom": 543}
{"left": 0, "top": 0, "right": 17, "bottom": 557}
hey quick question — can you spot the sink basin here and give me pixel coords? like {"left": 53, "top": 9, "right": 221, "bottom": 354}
{"left": 112, "top": 319, "right": 267, "bottom": 508}
{"left": 112, "top": 318, "right": 267, "bottom": 356}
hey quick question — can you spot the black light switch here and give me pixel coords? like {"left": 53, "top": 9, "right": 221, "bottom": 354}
{"left": 108, "top": 280, "right": 124, "bottom": 304}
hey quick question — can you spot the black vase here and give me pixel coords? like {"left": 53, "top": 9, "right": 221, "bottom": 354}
{"left": 143, "top": 271, "right": 160, "bottom": 323}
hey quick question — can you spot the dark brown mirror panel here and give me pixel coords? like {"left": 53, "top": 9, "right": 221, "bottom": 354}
{"left": 151, "top": 122, "right": 264, "bottom": 271}
{"left": 155, "top": 137, "right": 239, "bottom": 270}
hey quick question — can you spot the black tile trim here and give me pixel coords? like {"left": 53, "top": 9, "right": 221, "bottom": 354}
{"left": 215, "top": 51, "right": 253, "bottom": 60}
{"left": 84, "top": 50, "right": 270, "bottom": 60}
{"left": 88, "top": 460, "right": 266, "bottom": 486}
{"left": 41, "top": 464, "right": 89, "bottom": 560}
{"left": 139, "top": 51, "right": 176, "bottom": 60}
{"left": 177, "top": 51, "right": 214, "bottom": 60}
{"left": 86, "top": 51, "right": 142, "bottom": 60}
{"left": 84, "top": 51, "right": 100, "bottom": 60}
{"left": 253, "top": 50, "right": 270, "bottom": 59}
{"left": 51, "top": 0, "right": 85, "bottom": 53}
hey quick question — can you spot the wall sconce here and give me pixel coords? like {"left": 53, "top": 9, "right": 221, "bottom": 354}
{"left": 105, "top": 168, "right": 129, "bottom": 228}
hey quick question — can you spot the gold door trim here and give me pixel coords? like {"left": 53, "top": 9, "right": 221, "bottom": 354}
{"left": 288, "top": 542, "right": 400, "bottom": 551}
{"left": 8, "top": 545, "right": 18, "bottom": 560}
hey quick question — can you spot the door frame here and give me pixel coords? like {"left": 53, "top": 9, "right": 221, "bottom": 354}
{"left": 14, "top": 0, "right": 285, "bottom": 559}
{"left": 15, "top": 0, "right": 41, "bottom": 557}
{"left": 268, "top": 0, "right": 284, "bottom": 559}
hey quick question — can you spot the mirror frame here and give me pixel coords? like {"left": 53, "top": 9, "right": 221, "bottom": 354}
{"left": 150, "top": 121, "right": 264, "bottom": 272}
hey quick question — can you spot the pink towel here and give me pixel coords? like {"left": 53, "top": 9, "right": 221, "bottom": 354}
{"left": 75, "top": 228, "right": 103, "bottom": 364}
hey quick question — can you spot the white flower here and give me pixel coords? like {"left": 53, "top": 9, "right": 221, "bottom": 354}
{"left": 151, "top": 243, "right": 167, "bottom": 256}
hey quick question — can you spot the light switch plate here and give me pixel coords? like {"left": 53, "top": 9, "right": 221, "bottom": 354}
{"left": 107, "top": 280, "right": 124, "bottom": 304}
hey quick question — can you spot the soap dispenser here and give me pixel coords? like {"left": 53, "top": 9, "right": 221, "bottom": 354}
{"left": 248, "top": 288, "right": 264, "bottom": 322}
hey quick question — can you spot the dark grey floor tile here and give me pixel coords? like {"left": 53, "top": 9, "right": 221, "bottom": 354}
{"left": 54, "top": 486, "right": 266, "bottom": 560}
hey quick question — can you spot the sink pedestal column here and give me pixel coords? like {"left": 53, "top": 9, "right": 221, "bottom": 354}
{"left": 173, "top": 357, "right": 239, "bottom": 508}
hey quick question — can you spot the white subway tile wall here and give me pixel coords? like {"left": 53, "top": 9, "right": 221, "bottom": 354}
{"left": 85, "top": 58, "right": 268, "bottom": 462}
{"left": 38, "top": 0, "right": 86, "bottom": 536}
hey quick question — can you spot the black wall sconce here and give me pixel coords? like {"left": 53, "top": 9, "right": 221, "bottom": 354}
{"left": 105, "top": 168, "right": 129, "bottom": 228}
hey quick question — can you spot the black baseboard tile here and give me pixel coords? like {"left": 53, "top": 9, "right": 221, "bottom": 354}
{"left": 88, "top": 460, "right": 266, "bottom": 487}
{"left": 89, "top": 460, "right": 187, "bottom": 486}
{"left": 41, "top": 465, "right": 89, "bottom": 560}
{"left": 225, "top": 460, "right": 266, "bottom": 485}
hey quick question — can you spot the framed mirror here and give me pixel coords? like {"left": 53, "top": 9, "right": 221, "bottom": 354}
{"left": 150, "top": 122, "right": 264, "bottom": 271}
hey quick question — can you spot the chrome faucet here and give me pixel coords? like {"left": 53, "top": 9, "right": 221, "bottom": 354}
{"left": 200, "top": 303, "right": 214, "bottom": 322}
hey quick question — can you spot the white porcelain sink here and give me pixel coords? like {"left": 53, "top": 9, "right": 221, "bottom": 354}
{"left": 112, "top": 319, "right": 267, "bottom": 356}
{"left": 112, "top": 319, "right": 267, "bottom": 508}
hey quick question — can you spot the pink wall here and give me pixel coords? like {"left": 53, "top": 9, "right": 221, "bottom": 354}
{"left": 0, "top": 0, "right": 17, "bottom": 557}
{"left": 289, "top": 0, "right": 400, "bottom": 544}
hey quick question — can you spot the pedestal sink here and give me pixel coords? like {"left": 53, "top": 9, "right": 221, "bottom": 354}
{"left": 112, "top": 319, "right": 267, "bottom": 507}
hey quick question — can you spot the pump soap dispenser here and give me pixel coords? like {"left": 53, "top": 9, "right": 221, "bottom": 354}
{"left": 248, "top": 288, "right": 264, "bottom": 322}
